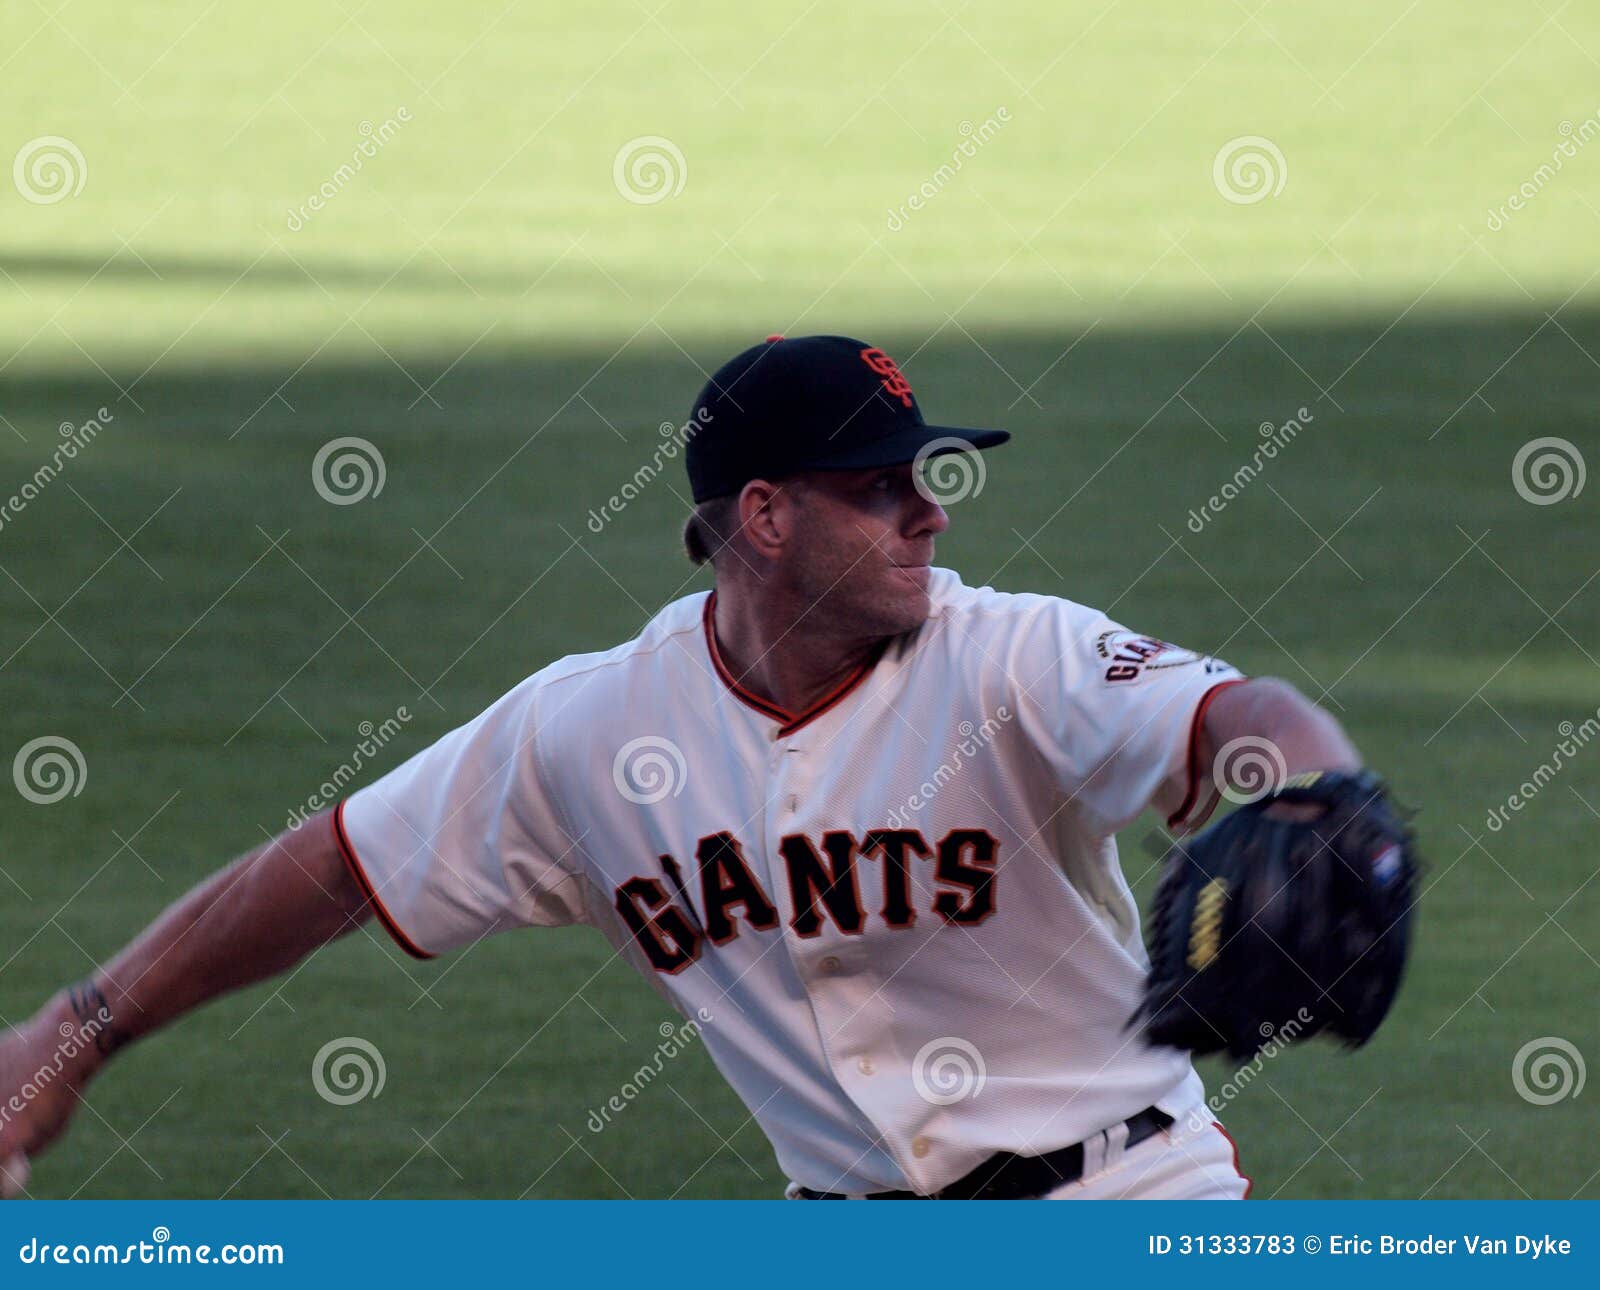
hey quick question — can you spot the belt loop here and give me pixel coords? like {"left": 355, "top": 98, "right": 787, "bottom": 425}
{"left": 1102, "top": 1118, "right": 1132, "bottom": 1171}
{"left": 1080, "top": 1128, "right": 1109, "bottom": 1178}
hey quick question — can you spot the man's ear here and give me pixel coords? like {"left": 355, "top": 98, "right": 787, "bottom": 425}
{"left": 738, "top": 479, "right": 795, "bottom": 561}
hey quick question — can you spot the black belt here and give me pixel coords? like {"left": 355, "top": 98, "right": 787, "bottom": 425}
{"left": 796, "top": 1106, "right": 1174, "bottom": 1200}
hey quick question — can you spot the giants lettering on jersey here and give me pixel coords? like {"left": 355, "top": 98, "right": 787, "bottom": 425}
{"left": 613, "top": 827, "right": 999, "bottom": 973}
{"left": 1095, "top": 628, "right": 1209, "bottom": 683}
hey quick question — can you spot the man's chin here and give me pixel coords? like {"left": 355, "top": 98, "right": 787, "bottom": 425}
{"left": 881, "top": 568, "right": 933, "bottom": 630}
{"left": 891, "top": 563, "right": 932, "bottom": 591}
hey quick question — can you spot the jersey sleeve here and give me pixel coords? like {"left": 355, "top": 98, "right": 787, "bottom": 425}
{"left": 335, "top": 675, "right": 589, "bottom": 958}
{"left": 1009, "top": 598, "right": 1247, "bottom": 838}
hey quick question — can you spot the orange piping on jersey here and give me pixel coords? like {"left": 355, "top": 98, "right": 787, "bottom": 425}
{"left": 1211, "top": 1120, "right": 1254, "bottom": 1198}
{"left": 702, "top": 591, "right": 885, "bottom": 736}
{"left": 333, "top": 799, "right": 435, "bottom": 960}
{"left": 703, "top": 592, "right": 791, "bottom": 723}
{"left": 1166, "top": 677, "right": 1251, "bottom": 831}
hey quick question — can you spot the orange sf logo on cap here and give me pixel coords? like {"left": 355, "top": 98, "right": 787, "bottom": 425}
{"left": 859, "top": 347, "right": 915, "bottom": 409}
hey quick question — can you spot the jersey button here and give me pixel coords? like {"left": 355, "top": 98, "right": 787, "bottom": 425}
{"left": 856, "top": 1057, "right": 875, "bottom": 1076}
{"left": 911, "top": 1137, "right": 931, "bottom": 1159}
{"left": 819, "top": 956, "right": 841, "bottom": 974}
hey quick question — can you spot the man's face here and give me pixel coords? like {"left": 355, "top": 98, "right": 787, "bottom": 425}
{"left": 780, "top": 463, "right": 950, "bottom": 639}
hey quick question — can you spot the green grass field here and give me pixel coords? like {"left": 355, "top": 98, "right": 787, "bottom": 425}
{"left": 2, "top": 1, "right": 1597, "bottom": 1198}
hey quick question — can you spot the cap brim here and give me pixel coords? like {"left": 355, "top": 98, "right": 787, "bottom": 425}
{"left": 795, "top": 425, "right": 1010, "bottom": 473}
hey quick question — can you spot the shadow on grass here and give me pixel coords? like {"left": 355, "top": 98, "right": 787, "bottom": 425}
{"left": 0, "top": 304, "right": 1593, "bottom": 1198}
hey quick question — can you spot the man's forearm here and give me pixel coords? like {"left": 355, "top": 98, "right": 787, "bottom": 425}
{"left": 39, "top": 810, "right": 372, "bottom": 1080}
{"left": 1205, "top": 676, "right": 1362, "bottom": 778}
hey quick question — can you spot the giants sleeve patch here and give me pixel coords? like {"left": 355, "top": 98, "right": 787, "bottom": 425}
{"left": 1093, "top": 629, "right": 1219, "bottom": 684}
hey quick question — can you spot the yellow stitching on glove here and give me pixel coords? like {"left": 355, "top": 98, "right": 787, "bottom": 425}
{"left": 1281, "top": 771, "right": 1324, "bottom": 790}
{"left": 1187, "top": 878, "right": 1228, "bottom": 970}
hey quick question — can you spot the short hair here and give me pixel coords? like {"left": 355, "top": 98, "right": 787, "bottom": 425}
{"left": 681, "top": 477, "right": 806, "bottom": 567}
{"left": 682, "top": 494, "right": 740, "bottom": 566}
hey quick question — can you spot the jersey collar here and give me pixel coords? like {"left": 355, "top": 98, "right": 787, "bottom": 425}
{"left": 702, "top": 591, "right": 885, "bottom": 737}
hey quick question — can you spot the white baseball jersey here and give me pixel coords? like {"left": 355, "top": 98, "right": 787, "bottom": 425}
{"left": 337, "top": 567, "right": 1246, "bottom": 1195}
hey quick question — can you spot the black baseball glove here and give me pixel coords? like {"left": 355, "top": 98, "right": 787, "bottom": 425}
{"left": 1138, "top": 769, "right": 1418, "bottom": 1061}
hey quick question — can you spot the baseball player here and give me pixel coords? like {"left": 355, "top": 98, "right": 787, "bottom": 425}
{"left": 0, "top": 334, "right": 1379, "bottom": 1200}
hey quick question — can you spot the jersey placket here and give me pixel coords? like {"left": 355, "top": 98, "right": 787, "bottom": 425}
{"left": 761, "top": 725, "right": 926, "bottom": 1192}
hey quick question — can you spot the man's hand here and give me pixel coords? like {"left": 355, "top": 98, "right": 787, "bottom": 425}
{"left": 0, "top": 808, "right": 372, "bottom": 1196}
{"left": 0, "top": 995, "right": 107, "bottom": 1198}
{"left": 1, "top": 1156, "right": 29, "bottom": 1200}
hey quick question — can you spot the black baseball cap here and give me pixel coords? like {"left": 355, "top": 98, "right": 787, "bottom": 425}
{"left": 684, "top": 334, "right": 1010, "bottom": 502}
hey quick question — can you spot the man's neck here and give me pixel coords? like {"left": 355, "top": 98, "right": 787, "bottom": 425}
{"left": 710, "top": 584, "right": 881, "bottom": 720}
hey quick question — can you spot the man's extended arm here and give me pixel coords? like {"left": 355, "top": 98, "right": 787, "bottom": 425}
{"left": 1155, "top": 676, "right": 1363, "bottom": 825}
{"left": 1202, "top": 675, "right": 1361, "bottom": 776}
{"left": 0, "top": 810, "right": 371, "bottom": 1177}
